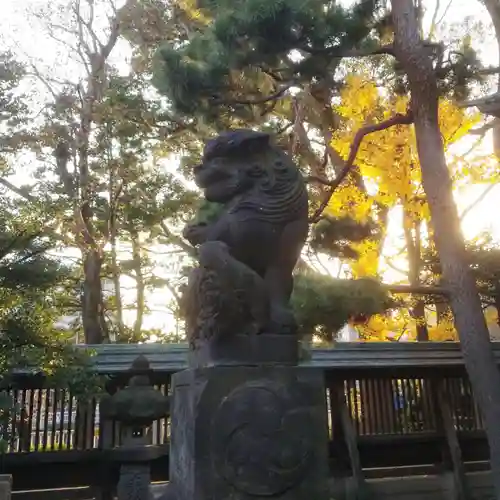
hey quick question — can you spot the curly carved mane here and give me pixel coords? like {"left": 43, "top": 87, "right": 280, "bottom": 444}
{"left": 229, "top": 147, "right": 309, "bottom": 225}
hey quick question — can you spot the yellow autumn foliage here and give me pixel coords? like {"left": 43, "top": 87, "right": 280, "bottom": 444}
{"left": 356, "top": 306, "right": 499, "bottom": 343}
{"left": 350, "top": 239, "right": 380, "bottom": 278}
{"left": 330, "top": 74, "right": 482, "bottom": 342}
{"left": 354, "top": 309, "right": 416, "bottom": 342}
{"left": 485, "top": 307, "right": 499, "bottom": 326}
{"left": 331, "top": 77, "right": 478, "bottom": 256}
{"left": 329, "top": 74, "right": 480, "bottom": 228}
{"left": 428, "top": 319, "right": 458, "bottom": 341}
{"left": 175, "top": 0, "right": 211, "bottom": 25}
{"left": 427, "top": 307, "right": 499, "bottom": 341}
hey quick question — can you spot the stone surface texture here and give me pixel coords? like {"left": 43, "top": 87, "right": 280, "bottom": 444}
{"left": 181, "top": 129, "right": 309, "bottom": 365}
{"left": 117, "top": 464, "right": 151, "bottom": 500}
{"left": 168, "top": 366, "right": 329, "bottom": 500}
{"left": 168, "top": 130, "right": 328, "bottom": 500}
{"left": 100, "top": 356, "right": 170, "bottom": 500}
{"left": 0, "top": 475, "right": 11, "bottom": 500}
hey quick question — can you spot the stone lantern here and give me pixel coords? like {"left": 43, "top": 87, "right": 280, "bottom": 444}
{"left": 100, "top": 355, "right": 170, "bottom": 500}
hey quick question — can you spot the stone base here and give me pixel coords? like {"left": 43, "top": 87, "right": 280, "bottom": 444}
{"left": 0, "top": 475, "right": 12, "bottom": 500}
{"left": 117, "top": 463, "right": 151, "bottom": 500}
{"left": 169, "top": 365, "right": 329, "bottom": 500}
{"left": 188, "top": 334, "right": 298, "bottom": 367}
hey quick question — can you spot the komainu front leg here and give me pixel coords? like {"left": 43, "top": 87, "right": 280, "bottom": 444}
{"left": 198, "top": 241, "right": 270, "bottom": 334}
{"left": 264, "top": 266, "right": 297, "bottom": 335}
{"left": 183, "top": 222, "right": 210, "bottom": 246}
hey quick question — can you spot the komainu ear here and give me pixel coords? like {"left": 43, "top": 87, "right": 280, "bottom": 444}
{"left": 203, "top": 129, "right": 270, "bottom": 160}
{"left": 241, "top": 133, "right": 270, "bottom": 154}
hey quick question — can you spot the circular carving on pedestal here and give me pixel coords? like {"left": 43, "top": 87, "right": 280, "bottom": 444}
{"left": 211, "top": 380, "right": 314, "bottom": 496}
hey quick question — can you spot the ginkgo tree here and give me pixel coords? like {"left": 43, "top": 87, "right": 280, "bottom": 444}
{"left": 327, "top": 73, "right": 489, "bottom": 341}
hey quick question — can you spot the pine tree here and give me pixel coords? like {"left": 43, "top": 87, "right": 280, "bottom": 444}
{"left": 0, "top": 201, "right": 96, "bottom": 386}
{"left": 292, "top": 270, "right": 391, "bottom": 342}
{"left": 153, "top": 0, "right": 385, "bottom": 120}
{"left": 423, "top": 233, "right": 500, "bottom": 327}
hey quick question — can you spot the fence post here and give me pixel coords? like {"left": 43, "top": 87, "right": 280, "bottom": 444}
{"left": 432, "top": 374, "right": 471, "bottom": 500}
{"left": 330, "top": 378, "right": 368, "bottom": 500}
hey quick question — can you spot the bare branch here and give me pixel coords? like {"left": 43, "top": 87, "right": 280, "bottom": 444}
{"left": 476, "top": 66, "right": 500, "bottom": 76}
{"left": 384, "top": 256, "right": 408, "bottom": 275}
{"left": 25, "top": 64, "right": 59, "bottom": 101}
{"left": 290, "top": 96, "right": 325, "bottom": 176}
{"left": 428, "top": 0, "right": 441, "bottom": 39}
{"left": 435, "top": 0, "right": 454, "bottom": 27}
{"left": 341, "top": 46, "right": 396, "bottom": 58}
{"left": 73, "top": 0, "right": 101, "bottom": 54}
{"left": 43, "top": 23, "right": 92, "bottom": 74}
{"left": 163, "top": 280, "right": 182, "bottom": 308}
{"left": 11, "top": 40, "right": 64, "bottom": 100}
{"left": 459, "top": 183, "right": 499, "bottom": 221}
{"left": 308, "top": 110, "right": 414, "bottom": 223}
{"left": 301, "top": 42, "right": 442, "bottom": 61}
{"left": 100, "top": 13, "right": 122, "bottom": 61}
{"left": 0, "top": 178, "right": 37, "bottom": 202}
{"left": 456, "top": 132, "right": 488, "bottom": 158}
{"left": 469, "top": 120, "right": 496, "bottom": 135}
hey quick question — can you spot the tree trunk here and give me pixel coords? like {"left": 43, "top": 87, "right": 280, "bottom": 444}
{"left": 131, "top": 232, "right": 145, "bottom": 340}
{"left": 82, "top": 249, "right": 107, "bottom": 344}
{"left": 392, "top": 2, "right": 500, "bottom": 496}
{"left": 403, "top": 211, "right": 429, "bottom": 341}
{"left": 109, "top": 159, "right": 124, "bottom": 339}
{"left": 494, "top": 283, "right": 500, "bottom": 329}
{"left": 110, "top": 237, "right": 124, "bottom": 338}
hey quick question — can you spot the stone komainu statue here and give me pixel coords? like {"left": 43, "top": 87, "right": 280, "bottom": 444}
{"left": 182, "top": 129, "right": 309, "bottom": 346}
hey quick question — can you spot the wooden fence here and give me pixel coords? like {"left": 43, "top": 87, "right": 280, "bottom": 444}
{"left": 0, "top": 342, "right": 497, "bottom": 498}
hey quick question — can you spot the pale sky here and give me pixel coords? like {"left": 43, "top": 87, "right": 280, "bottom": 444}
{"left": 1, "top": 0, "right": 500, "bottom": 337}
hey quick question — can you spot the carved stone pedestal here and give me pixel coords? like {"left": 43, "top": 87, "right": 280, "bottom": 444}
{"left": 169, "top": 365, "right": 329, "bottom": 500}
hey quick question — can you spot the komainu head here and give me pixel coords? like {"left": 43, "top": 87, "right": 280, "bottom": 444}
{"left": 192, "top": 129, "right": 307, "bottom": 223}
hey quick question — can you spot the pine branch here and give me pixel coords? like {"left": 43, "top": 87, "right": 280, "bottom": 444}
{"left": 300, "top": 44, "right": 395, "bottom": 57}
{"left": 382, "top": 283, "right": 450, "bottom": 297}
{"left": 214, "top": 83, "right": 295, "bottom": 106}
{"left": 460, "top": 92, "right": 500, "bottom": 118}
{"left": 308, "top": 110, "right": 414, "bottom": 223}
{"left": 386, "top": 285, "right": 449, "bottom": 296}
{"left": 300, "top": 41, "right": 443, "bottom": 60}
